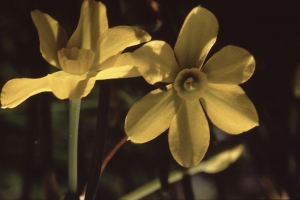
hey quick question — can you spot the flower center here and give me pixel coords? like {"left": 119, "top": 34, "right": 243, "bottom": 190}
{"left": 174, "top": 68, "right": 207, "bottom": 101}
{"left": 184, "top": 77, "right": 197, "bottom": 90}
{"left": 58, "top": 47, "right": 95, "bottom": 75}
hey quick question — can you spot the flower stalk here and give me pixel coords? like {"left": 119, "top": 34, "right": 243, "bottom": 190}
{"left": 68, "top": 99, "right": 81, "bottom": 194}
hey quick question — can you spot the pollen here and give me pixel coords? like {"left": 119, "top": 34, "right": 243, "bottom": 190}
{"left": 184, "top": 77, "right": 197, "bottom": 90}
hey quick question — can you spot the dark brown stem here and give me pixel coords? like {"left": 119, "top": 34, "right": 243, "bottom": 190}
{"left": 81, "top": 135, "right": 127, "bottom": 198}
{"left": 84, "top": 80, "right": 110, "bottom": 200}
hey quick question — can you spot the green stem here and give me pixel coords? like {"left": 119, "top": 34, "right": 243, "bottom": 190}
{"left": 68, "top": 99, "right": 81, "bottom": 194}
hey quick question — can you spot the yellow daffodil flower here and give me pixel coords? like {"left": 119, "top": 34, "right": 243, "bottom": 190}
{"left": 125, "top": 6, "right": 258, "bottom": 167}
{"left": 1, "top": 0, "right": 150, "bottom": 108}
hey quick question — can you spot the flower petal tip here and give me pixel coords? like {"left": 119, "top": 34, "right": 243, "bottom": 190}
{"left": 1, "top": 106, "right": 7, "bottom": 109}
{"left": 127, "top": 137, "right": 131, "bottom": 141}
{"left": 140, "top": 33, "right": 151, "bottom": 43}
{"left": 144, "top": 34, "right": 151, "bottom": 42}
{"left": 134, "top": 27, "right": 151, "bottom": 42}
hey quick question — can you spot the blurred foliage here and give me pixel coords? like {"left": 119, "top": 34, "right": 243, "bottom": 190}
{"left": 1, "top": 0, "right": 300, "bottom": 199}
{"left": 121, "top": 141, "right": 245, "bottom": 199}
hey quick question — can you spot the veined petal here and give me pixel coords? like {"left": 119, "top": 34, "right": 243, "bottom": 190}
{"left": 95, "top": 53, "right": 140, "bottom": 79}
{"left": 95, "top": 65, "right": 140, "bottom": 80}
{"left": 174, "top": 6, "right": 218, "bottom": 69}
{"left": 94, "top": 26, "right": 151, "bottom": 65}
{"left": 132, "top": 41, "right": 181, "bottom": 85}
{"left": 48, "top": 71, "right": 96, "bottom": 100}
{"left": 97, "top": 52, "right": 133, "bottom": 71}
{"left": 1, "top": 76, "right": 52, "bottom": 108}
{"left": 67, "top": 0, "right": 108, "bottom": 51}
{"left": 169, "top": 100, "right": 209, "bottom": 167}
{"left": 31, "top": 10, "right": 68, "bottom": 68}
{"left": 125, "top": 85, "right": 183, "bottom": 143}
{"left": 202, "top": 45, "right": 255, "bottom": 84}
{"left": 200, "top": 84, "right": 258, "bottom": 134}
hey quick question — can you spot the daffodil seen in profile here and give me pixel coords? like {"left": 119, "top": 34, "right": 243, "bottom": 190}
{"left": 0, "top": 0, "right": 150, "bottom": 108}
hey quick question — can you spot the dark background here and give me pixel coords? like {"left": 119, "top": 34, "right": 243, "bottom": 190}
{"left": 1, "top": 0, "right": 300, "bottom": 199}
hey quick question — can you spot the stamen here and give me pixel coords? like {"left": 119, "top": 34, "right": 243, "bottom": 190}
{"left": 184, "top": 77, "right": 196, "bottom": 90}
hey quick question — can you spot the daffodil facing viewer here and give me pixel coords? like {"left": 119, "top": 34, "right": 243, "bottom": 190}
{"left": 125, "top": 6, "right": 259, "bottom": 167}
{"left": 0, "top": 0, "right": 150, "bottom": 108}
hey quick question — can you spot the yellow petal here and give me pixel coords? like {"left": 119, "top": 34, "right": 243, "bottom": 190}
{"left": 48, "top": 71, "right": 96, "bottom": 100}
{"left": 1, "top": 76, "right": 52, "bottom": 108}
{"left": 174, "top": 6, "right": 218, "bottom": 69}
{"left": 97, "top": 52, "right": 133, "bottom": 71}
{"left": 169, "top": 100, "right": 209, "bottom": 167}
{"left": 202, "top": 45, "right": 255, "bottom": 84}
{"left": 95, "top": 65, "right": 140, "bottom": 80}
{"left": 132, "top": 41, "right": 181, "bottom": 85}
{"left": 67, "top": 0, "right": 108, "bottom": 51}
{"left": 31, "top": 10, "right": 68, "bottom": 68}
{"left": 200, "top": 84, "right": 259, "bottom": 134}
{"left": 125, "top": 85, "right": 182, "bottom": 143}
{"left": 95, "top": 53, "right": 141, "bottom": 79}
{"left": 95, "top": 26, "right": 151, "bottom": 65}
